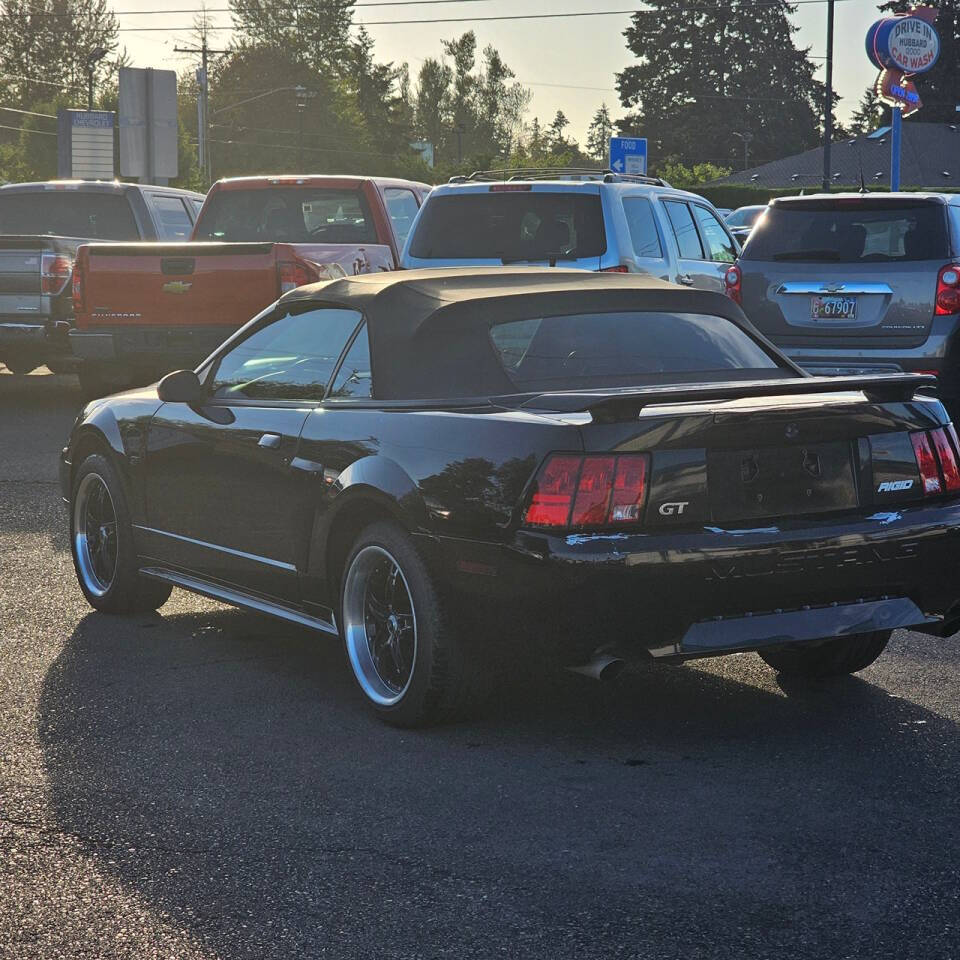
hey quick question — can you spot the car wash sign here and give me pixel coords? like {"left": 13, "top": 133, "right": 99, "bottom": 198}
{"left": 866, "top": 8, "right": 940, "bottom": 75}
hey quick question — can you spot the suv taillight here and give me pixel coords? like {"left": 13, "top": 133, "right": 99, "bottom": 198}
{"left": 72, "top": 268, "right": 84, "bottom": 314}
{"left": 278, "top": 258, "right": 319, "bottom": 294}
{"left": 724, "top": 264, "right": 742, "bottom": 305}
{"left": 935, "top": 264, "right": 960, "bottom": 315}
{"left": 41, "top": 252, "right": 73, "bottom": 297}
{"left": 911, "top": 423, "right": 960, "bottom": 496}
{"left": 522, "top": 453, "right": 650, "bottom": 530}
{"left": 600, "top": 265, "right": 629, "bottom": 273}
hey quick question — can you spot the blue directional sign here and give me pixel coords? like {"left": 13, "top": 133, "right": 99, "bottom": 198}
{"left": 609, "top": 136, "right": 648, "bottom": 175}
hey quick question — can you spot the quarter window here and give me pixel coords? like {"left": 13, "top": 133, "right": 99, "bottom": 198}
{"left": 329, "top": 324, "right": 373, "bottom": 399}
{"left": 623, "top": 197, "right": 663, "bottom": 258}
{"left": 692, "top": 205, "right": 737, "bottom": 263}
{"left": 663, "top": 201, "right": 704, "bottom": 259}
{"left": 211, "top": 307, "right": 363, "bottom": 401}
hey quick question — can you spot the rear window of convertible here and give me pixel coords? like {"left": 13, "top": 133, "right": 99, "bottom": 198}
{"left": 408, "top": 192, "right": 605, "bottom": 261}
{"left": 489, "top": 312, "right": 782, "bottom": 391}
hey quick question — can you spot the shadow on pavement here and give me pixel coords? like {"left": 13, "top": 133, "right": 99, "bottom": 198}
{"left": 36, "top": 606, "right": 960, "bottom": 959}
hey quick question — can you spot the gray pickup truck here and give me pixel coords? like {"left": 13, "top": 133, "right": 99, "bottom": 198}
{"left": 0, "top": 180, "right": 205, "bottom": 375}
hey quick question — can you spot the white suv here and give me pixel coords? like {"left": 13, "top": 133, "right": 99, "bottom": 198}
{"left": 400, "top": 170, "right": 739, "bottom": 292}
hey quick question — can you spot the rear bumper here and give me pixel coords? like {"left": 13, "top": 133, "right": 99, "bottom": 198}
{"left": 0, "top": 318, "right": 72, "bottom": 357}
{"left": 432, "top": 503, "right": 960, "bottom": 660}
{"left": 70, "top": 325, "right": 236, "bottom": 369}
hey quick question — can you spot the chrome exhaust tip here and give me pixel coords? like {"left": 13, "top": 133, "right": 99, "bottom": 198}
{"left": 566, "top": 655, "right": 626, "bottom": 681}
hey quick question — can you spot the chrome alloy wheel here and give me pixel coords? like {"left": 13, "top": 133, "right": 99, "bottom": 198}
{"left": 343, "top": 545, "right": 418, "bottom": 706}
{"left": 73, "top": 472, "right": 119, "bottom": 597}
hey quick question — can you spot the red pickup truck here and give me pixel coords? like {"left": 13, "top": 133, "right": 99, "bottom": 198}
{"left": 70, "top": 174, "right": 431, "bottom": 395}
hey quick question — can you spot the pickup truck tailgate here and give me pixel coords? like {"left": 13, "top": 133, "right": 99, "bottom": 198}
{"left": 75, "top": 242, "right": 290, "bottom": 329}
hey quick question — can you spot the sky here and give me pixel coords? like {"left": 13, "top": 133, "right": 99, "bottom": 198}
{"left": 113, "top": 0, "right": 883, "bottom": 148}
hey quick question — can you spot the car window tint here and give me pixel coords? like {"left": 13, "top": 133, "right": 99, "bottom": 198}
{"left": 151, "top": 195, "right": 193, "bottom": 240}
{"left": 195, "top": 188, "right": 377, "bottom": 244}
{"left": 741, "top": 199, "right": 950, "bottom": 262}
{"left": 489, "top": 311, "right": 781, "bottom": 391}
{"left": 211, "top": 308, "right": 363, "bottom": 401}
{"left": 191, "top": 198, "right": 204, "bottom": 219}
{"left": 662, "top": 201, "right": 704, "bottom": 259}
{"left": 329, "top": 324, "right": 373, "bottom": 399}
{"left": 407, "top": 192, "right": 605, "bottom": 261}
{"left": 692, "top": 205, "right": 737, "bottom": 263}
{"left": 623, "top": 197, "right": 663, "bottom": 258}
{"left": 0, "top": 191, "right": 139, "bottom": 239}
{"left": 384, "top": 188, "right": 419, "bottom": 248}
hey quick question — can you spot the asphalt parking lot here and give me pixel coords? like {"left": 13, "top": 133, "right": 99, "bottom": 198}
{"left": 1, "top": 366, "right": 959, "bottom": 959}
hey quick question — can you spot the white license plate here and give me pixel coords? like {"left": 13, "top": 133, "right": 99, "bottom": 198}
{"left": 811, "top": 296, "right": 857, "bottom": 320}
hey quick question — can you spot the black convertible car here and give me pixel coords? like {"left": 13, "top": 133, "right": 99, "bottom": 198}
{"left": 62, "top": 269, "right": 960, "bottom": 725}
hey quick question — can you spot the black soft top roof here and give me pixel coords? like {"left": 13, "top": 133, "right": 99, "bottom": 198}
{"left": 279, "top": 268, "right": 776, "bottom": 400}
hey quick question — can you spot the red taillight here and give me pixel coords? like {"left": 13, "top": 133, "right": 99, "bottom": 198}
{"left": 935, "top": 264, "right": 960, "bottom": 315}
{"left": 523, "top": 453, "right": 650, "bottom": 529}
{"left": 489, "top": 184, "right": 532, "bottom": 192}
{"left": 41, "top": 252, "right": 73, "bottom": 296}
{"left": 930, "top": 427, "right": 960, "bottom": 492}
{"left": 724, "top": 264, "right": 742, "bottom": 305}
{"left": 277, "top": 258, "right": 318, "bottom": 294}
{"left": 600, "top": 265, "right": 629, "bottom": 273}
{"left": 911, "top": 431, "right": 943, "bottom": 495}
{"left": 71, "top": 268, "right": 84, "bottom": 314}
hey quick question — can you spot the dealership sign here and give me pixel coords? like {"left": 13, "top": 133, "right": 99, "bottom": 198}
{"left": 866, "top": 9, "right": 940, "bottom": 74}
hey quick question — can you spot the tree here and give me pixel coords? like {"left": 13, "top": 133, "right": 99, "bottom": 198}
{"left": 616, "top": 1, "right": 824, "bottom": 169}
{"left": 849, "top": 85, "right": 888, "bottom": 135}
{"left": 548, "top": 109, "right": 570, "bottom": 153}
{"left": 230, "top": 0, "right": 356, "bottom": 73}
{"left": 586, "top": 103, "right": 614, "bottom": 164}
{"left": 879, "top": 1, "right": 960, "bottom": 123}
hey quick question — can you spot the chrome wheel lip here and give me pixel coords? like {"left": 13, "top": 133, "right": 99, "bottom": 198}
{"left": 343, "top": 545, "right": 418, "bottom": 707}
{"left": 73, "top": 472, "right": 118, "bottom": 598}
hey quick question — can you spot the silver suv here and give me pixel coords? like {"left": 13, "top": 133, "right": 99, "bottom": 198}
{"left": 401, "top": 170, "right": 739, "bottom": 292}
{"left": 731, "top": 193, "right": 960, "bottom": 416}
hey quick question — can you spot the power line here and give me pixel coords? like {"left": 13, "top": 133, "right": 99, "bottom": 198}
{"left": 32, "top": 0, "right": 500, "bottom": 13}
{"left": 205, "top": 135, "right": 414, "bottom": 160}
{"left": 0, "top": 105, "right": 58, "bottom": 119}
{"left": 0, "top": 70, "right": 83, "bottom": 90}
{"left": 0, "top": 122, "right": 56, "bottom": 136}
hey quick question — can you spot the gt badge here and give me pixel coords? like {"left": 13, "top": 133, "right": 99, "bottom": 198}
{"left": 659, "top": 501, "right": 689, "bottom": 516}
{"left": 877, "top": 480, "right": 913, "bottom": 493}
{"left": 162, "top": 280, "right": 193, "bottom": 294}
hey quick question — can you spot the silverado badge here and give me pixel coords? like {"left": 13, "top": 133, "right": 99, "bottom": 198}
{"left": 162, "top": 280, "right": 193, "bottom": 294}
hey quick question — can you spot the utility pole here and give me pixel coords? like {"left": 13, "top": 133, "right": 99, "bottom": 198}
{"left": 732, "top": 131, "right": 753, "bottom": 171}
{"left": 822, "top": 0, "right": 835, "bottom": 191}
{"left": 175, "top": 35, "right": 229, "bottom": 183}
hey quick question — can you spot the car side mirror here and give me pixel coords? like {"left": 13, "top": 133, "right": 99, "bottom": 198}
{"left": 157, "top": 369, "right": 205, "bottom": 404}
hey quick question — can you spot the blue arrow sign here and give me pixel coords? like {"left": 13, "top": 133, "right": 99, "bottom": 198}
{"left": 609, "top": 136, "right": 647, "bottom": 175}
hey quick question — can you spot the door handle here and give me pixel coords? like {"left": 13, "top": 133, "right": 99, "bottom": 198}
{"left": 676, "top": 274, "right": 695, "bottom": 286}
{"left": 257, "top": 433, "right": 282, "bottom": 449}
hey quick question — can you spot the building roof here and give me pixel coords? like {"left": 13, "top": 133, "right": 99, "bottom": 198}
{"left": 711, "top": 122, "right": 960, "bottom": 190}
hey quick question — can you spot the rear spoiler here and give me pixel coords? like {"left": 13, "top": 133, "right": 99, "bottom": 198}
{"left": 518, "top": 374, "right": 937, "bottom": 421}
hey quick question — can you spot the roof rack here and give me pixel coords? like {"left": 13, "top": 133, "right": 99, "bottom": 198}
{"left": 447, "top": 167, "right": 670, "bottom": 187}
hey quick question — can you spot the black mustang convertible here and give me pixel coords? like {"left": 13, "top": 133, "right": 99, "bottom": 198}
{"left": 62, "top": 269, "right": 960, "bottom": 725}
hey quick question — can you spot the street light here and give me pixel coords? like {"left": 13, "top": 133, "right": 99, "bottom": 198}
{"left": 86, "top": 47, "right": 107, "bottom": 111}
{"left": 732, "top": 131, "right": 753, "bottom": 171}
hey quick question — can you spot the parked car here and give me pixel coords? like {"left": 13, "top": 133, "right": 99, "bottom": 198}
{"left": 724, "top": 204, "right": 767, "bottom": 243}
{"left": 0, "top": 180, "right": 205, "bottom": 377}
{"left": 728, "top": 193, "right": 960, "bottom": 418}
{"left": 70, "top": 175, "right": 432, "bottom": 397}
{"left": 715, "top": 207, "right": 733, "bottom": 219}
{"left": 62, "top": 268, "right": 960, "bottom": 726}
{"left": 400, "top": 170, "right": 739, "bottom": 292}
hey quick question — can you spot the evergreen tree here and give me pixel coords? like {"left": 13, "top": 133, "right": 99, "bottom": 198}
{"left": 615, "top": 1, "right": 823, "bottom": 168}
{"left": 880, "top": 1, "right": 959, "bottom": 122}
{"left": 586, "top": 103, "right": 614, "bottom": 164}
{"left": 850, "top": 85, "right": 888, "bottom": 134}
{"left": 548, "top": 109, "right": 570, "bottom": 153}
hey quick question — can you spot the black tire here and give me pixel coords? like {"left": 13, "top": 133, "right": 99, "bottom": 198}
{"left": 339, "top": 520, "right": 482, "bottom": 727}
{"left": 759, "top": 630, "right": 891, "bottom": 678}
{"left": 70, "top": 453, "right": 172, "bottom": 614}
